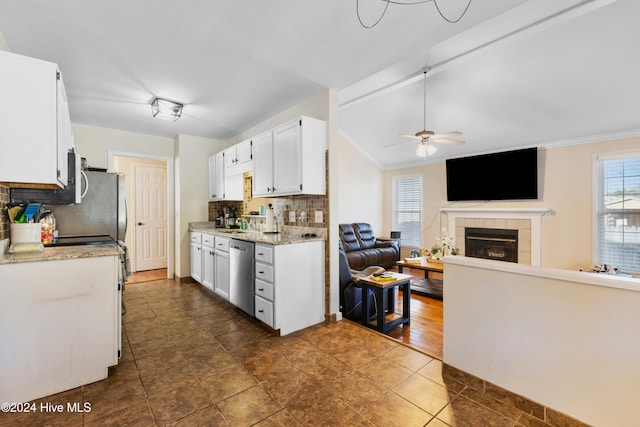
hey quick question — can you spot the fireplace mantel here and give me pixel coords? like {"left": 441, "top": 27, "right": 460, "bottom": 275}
{"left": 440, "top": 207, "right": 552, "bottom": 266}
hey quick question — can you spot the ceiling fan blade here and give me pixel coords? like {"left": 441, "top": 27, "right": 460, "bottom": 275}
{"left": 384, "top": 139, "right": 417, "bottom": 148}
{"left": 399, "top": 134, "right": 422, "bottom": 140}
{"left": 433, "top": 138, "right": 465, "bottom": 145}
{"left": 432, "top": 131, "right": 462, "bottom": 139}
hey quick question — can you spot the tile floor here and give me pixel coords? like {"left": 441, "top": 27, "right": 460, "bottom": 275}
{"left": 0, "top": 278, "right": 582, "bottom": 426}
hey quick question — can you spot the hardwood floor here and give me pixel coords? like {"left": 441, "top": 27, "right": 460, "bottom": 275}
{"left": 127, "top": 268, "right": 168, "bottom": 284}
{"left": 384, "top": 267, "right": 444, "bottom": 359}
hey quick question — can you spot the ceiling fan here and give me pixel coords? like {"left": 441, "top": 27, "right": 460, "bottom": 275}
{"left": 390, "top": 69, "right": 465, "bottom": 157}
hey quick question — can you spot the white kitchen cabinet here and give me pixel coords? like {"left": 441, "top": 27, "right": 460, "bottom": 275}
{"left": 201, "top": 234, "right": 215, "bottom": 292}
{"left": 214, "top": 236, "right": 230, "bottom": 300}
{"left": 254, "top": 241, "right": 324, "bottom": 335}
{"left": 190, "top": 232, "right": 203, "bottom": 282}
{"left": 252, "top": 131, "right": 275, "bottom": 198}
{"left": 224, "top": 139, "right": 252, "bottom": 171}
{"left": 252, "top": 116, "right": 326, "bottom": 198}
{"left": 0, "top": 50, "right": 73, "bottom": 187}
{"left": 208, "top": 152, "right": 225, "bottom": 201}
{"left": 0, "top": 255, "right": 120, "bottom": 403}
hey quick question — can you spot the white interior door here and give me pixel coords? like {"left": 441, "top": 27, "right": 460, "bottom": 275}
{"left": 135, "top": 164, "right": 167, "bottom": 271}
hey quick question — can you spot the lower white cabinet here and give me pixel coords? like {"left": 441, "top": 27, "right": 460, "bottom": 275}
{"left": 201, "top": 234, "right": 215, "bottom": 291}
{"left": 0, "top": 255, "right": 120, "bottom": 403}
{"left": 190, "top": 232, "right": 203, "bottom": 283}
{"left": 254, "top": 241, "right": 324, "bottom": 335}
{"left": 214, "top": 236, "right": 230, "bottom": 300}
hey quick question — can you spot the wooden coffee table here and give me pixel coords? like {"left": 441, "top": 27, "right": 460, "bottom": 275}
{"left": 396, "top": 258, "right": 444, "bottom": 300}
{"left": 357, "top": 273, "right": 412, "bottom": 333}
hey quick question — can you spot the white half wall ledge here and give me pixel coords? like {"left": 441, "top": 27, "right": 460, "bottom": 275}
{"left": 440, "top": 207, "right": 552, "bottom": 266}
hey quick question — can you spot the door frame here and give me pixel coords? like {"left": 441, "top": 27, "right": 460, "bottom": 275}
{"left": 108, "top": 150, "right": 174, "bottom": 279}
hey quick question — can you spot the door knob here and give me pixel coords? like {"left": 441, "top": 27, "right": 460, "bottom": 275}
{"left": 137, "top": 222, "right": 144, "bottom": 226}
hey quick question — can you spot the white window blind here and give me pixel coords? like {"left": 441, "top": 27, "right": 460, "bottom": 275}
{"left": 595, "top": 153, "right": 640, "bottom": 273}
{"left": 392, "top": 176, "right": 422, "bottom": 247}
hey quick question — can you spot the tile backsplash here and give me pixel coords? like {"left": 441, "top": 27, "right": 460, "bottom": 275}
{"left": 0, "top": 185, "right": 8, "bottom": 240}
{"left": 209, "top": 172, "right": 328, "bottom": 229}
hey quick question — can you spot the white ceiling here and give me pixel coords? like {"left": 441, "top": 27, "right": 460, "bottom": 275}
{"left": 1, "top": 0, "right": 638, "bottom": 169}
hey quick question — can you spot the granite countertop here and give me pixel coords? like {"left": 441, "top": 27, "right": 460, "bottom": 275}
{"left": 189, "top": 222, "right": 326, "bottom": 245}
{"left": 0, "top": 244, "right": 123, "bottom": 265}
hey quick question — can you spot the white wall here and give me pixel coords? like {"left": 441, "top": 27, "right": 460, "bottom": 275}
{"left": 0, "top": 30, "right": 9, "bottom": 51}
{"left": 72, "top": 123, "right": 174, "bottom": 169}
{"left": 337, "top": 132, "right": 384, "bottom": 232}
{"left": 443, "top": 256, "right": 640, "bottom": 427}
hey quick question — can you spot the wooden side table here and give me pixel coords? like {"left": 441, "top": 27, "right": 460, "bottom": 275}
{"left": 358, "top": 273, "right": 412, "bottom": 333}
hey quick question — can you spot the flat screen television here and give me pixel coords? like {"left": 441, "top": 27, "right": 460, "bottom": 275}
{"left": 446, "top": 147, "right": 538, "bottom": 201}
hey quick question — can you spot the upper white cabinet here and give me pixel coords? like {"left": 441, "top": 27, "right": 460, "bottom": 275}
{"left": 208, "top": 152, "right": 225, "bottom": 201}
{"left": 224, "top": 139, "right": 252, "bottom": 170}
{"left": 252, "top": 116, "right": 326, "bottom": 198}
{"left": 0, "top": 51, "right": 73, "bottom": 187}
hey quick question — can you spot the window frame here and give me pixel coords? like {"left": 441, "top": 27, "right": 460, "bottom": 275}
{"left": 392, "top": 175, "right": 422, "bottom": 248}
{"left": 593, "top": 150, "right": 640, "bottom": 274}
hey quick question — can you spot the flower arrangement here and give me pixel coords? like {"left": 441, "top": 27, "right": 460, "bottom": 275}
{"left": 429, "top": 228, "right": 459, "bottom": 260}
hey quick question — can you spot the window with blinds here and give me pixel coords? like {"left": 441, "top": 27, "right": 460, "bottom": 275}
{"left": 595, "top": 153, "right": 640, "bottom": 273}
{"left": 392, "top": 176, "right": 422, "bottom": 248}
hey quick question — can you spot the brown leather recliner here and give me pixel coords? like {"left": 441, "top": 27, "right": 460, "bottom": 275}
{"left": 339, "top": 223, "right": 400, "bottom": 270}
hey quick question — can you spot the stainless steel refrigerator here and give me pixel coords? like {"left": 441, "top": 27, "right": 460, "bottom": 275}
{"left": 49, "top": 171, "right": 127, "bottom": 241}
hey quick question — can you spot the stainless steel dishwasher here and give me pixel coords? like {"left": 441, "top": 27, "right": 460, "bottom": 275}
{"left": 229, "top": 238, "right": 255, "bottom": 316}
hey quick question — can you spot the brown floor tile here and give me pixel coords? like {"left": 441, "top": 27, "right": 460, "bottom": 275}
{"left": 200, "top": 365, "right": 258, "bottom": 403}
{"left": 332, "top": 344, "right": 381, "bottom": 369}
{"left": 484, "top": 382, "right": 545, "bottom": 420}
{"left": 322, "top": 369, "right": 388, "bottom": 412}
{"left": 243, "top": 349, "right": 295, "bottom": 382}
{"left": 129, "top": 336, "right": 177, "bottom": 360}
{"left": 85, "top": 400, "right": 155, "bottom": 426}
{"left": 384, "top": 345, "right": 434, "bottom": 371}
{"left": 262, "top": 368, "right": 323, "bottom": 407}
{"left": 361, "top": 391, "right": 433, "bottom": 427}
{"left": 253, "top": 409, "right": 301, "bottom": 426}
{"left": 217, "top": 385, "right": 283, "bottom": 426}
{"left": 285, "top": 385, "right": 359, "bottom": 426}
{"left": 135, "top": 347, "right": 185, "bottom": 377}
{"left": 297, "top": 353, "right": 352, "bottom": 382}
{"left": 168, "top": 405, "right": 228, "bottom": 426}
{"left": 147, "top": 385, "right": 213, "bottom": 425}
{"left": 83, "top": 378, "right": 148, "bottom": 422}
{"left": 436, "top": 395, "right": 515, "bottom": 427}
{"left": 357, "top": 356, "right": 413, "bottom": 389}
{"left": 141, "top": 361, "right": 200, "bottom": 397}
{"left": 461, "top": 386, "right": 523, "bottom": 421}
{"left": 393, "top": 373, "right": 454, "bottom": 416}
{"left": 182, "top": 343, "right": 239, "bottom": 379}
{"left": 171, "top": 327, "right": 218, "bottom": 351}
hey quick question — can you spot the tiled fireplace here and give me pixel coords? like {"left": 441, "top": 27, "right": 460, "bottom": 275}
{"left": 441, "top": 208, "right": 551, "bottom": 266}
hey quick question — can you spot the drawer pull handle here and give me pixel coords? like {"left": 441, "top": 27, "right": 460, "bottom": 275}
{"left": 258, "top": 309, "right": 264, "bottom": 313}
{"left": 258, "top": 288, "right": 264, "bottom": 291}
{"left": 258, "top": 271, "right": 264, "bottom": 274}
{"left": 258, "top": 252, "right": 264, "bottom": 256}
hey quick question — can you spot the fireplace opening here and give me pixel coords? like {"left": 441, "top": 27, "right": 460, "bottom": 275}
{"left": 465, "top": 227, "right": 518, "bottom": 263}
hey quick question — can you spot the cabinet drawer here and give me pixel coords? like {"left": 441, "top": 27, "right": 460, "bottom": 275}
{"left": 255, "top": 263, "right": 274, "bottom": 283}
{"left": 190, "top": 232, "right": 202, "bottom": 244}
{"left": 214, "top": 236, "right": 229, "bottom": 252}
{"left": 255, "top": 245, "right": 273, "bottom": 264}
{"left": 255, "top": 296, "right": 274, "bottom": 328}
{"left": 202, "top": 233, "right": 214, "bottom": 247}
{"left": 255, "top": 279, "right": 274, "bottom": 301}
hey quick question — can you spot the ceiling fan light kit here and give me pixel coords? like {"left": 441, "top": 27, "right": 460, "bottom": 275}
{"left": 394, "top": 69, "right": 465, "bottom": 158}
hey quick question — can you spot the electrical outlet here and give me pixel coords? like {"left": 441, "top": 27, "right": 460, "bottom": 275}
{"left": 289, "top": 211, "right": 296, "bottom": 223}
{"left": 315, "top": 211, "right": 323, "bottom": 223}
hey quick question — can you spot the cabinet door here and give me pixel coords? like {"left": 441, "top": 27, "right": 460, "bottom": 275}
{"left": 236, "top": 139, "right": 252, "bottom": 164}
{"left": 0, "top": 51, "right": 60, "bottom": 186}
{"left": 208, "top": 152, "right": 225, "bottom": 201}
{"left": 214, "top": 249, "right": 230, "bottom": 300}
{"left": 190, "top": 242, "right": 202, "bottom": 282}
{"left": 224, "top": 146, "right": 236, "bottom": 167}
{"left": 273, "top": 120, "right": 302, "bottom": 195}
{"left": 251, "top": 131, "right": 274, "bottom": 197}
{"left": 202, "top": 248, "right": 215, "bottom": 291}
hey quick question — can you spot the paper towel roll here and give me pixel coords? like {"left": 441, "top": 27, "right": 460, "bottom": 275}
{"left": 265, "top": 209, "right": 275, "bottom": 232}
